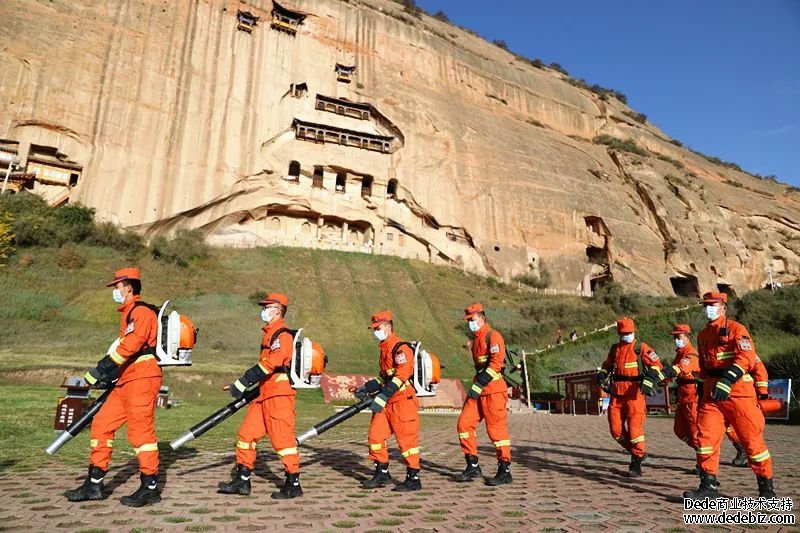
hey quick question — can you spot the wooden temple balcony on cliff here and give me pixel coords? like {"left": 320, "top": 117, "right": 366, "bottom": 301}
{"left": 315, "top": 95, "right": 371, "bottom": 120}
{"left": 293, "top": 119, "right": 394, "bottom": 153}
{"left": 236, "top": 10, "right": 259, "bottom": 33}
{"left": 335, "top": 64, "right": 356, "bottom": 83}
{"left": 271, "top": 2, "right": 305, "bottom": 35}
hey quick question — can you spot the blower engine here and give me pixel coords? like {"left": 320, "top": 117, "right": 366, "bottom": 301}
{"left": 155, "top": 300, "right": 196, "bottom": 367}
{"left": 410, "top": 341, "right": 441, "bottom": 398}
{"left": 288, "top": 328, "right": 327, "bottom": 388}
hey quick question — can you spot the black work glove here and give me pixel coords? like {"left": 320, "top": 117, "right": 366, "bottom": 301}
{"left": 596, "top": 370, "right": 611, "bottom": 393}
{"left": 84, "top": 355, "right": 119, "bottom": 388}
{"left": 640, "top": 376, "right": 658, "bottom": 397}
{"left": 711, "top": 378, "right": 732, "bottom": 401}
{"left": 468, "top": 371, "right": 492, "bottom": 400}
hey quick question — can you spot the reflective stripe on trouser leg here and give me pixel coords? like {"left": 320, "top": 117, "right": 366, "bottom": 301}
{"left": 368, "top": 409, "right": 391, "bottom": 464}
{"left": 457, "top": 397, "right": 480, "bottom": 456}
{"left": 236, "top": 401, "right": 267, "bottom": 470}
{"left": 695, "top": 401, "right": 726, "bottom": 475}
{"left": 483, "top": 392, "right": 511, "bottom": 462}
{"left": 390, "top": 398, "right": 421, "bottom": 469}
{"left": 89, "top": 383, "right": 127, "bottom": 472}
{"left": 625, "top": 396, "right": 647, "bottom": 457}
{"left": 607, "top": 397, "right": 629, "bottom": 451}
{"left": 264, "top": 395, "right": 300, "bottom": 474}
{"left": 726, "top": 397, "right": 772, "bottom": 479}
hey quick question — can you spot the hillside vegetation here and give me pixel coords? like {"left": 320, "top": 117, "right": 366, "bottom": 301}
{"left": 1, "top": 195, "right": 797, "bottom": 394}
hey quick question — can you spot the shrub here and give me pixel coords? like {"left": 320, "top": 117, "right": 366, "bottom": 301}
{"left": 669, "top": 139, "right": 683, "bottom": 147}
{"left": 0, "top": 211, "right": 13, "bottom": 266}
{"left": 56, "top": 244, "right": 87, "bottom": 269}
{"left": 514, "top": 269, "right": 551, "bottom": 289}
{"left": 431, "top": 10, "right": 449, "bottom": 23}
{"left": 549, "top": 62, "right": 568, "bottom": 75}
{"left": 88, "top": 221, "right": 145, "bottom": 255}
{"left": 592, "top": 135, "right": 648, "bottom": 156}
{"left": 54, "top": 203, "right": 95, "bottom": 244}
{"left": 622, "top": 110, "right": 647, "bottom": 124}
{"left": 657, "top": 154, "right": 685, "bottom": 169}
{"left": 723, "top": 179, "right": 743, "bottom": 188}
{"left": 591, "top": 282, "right": 644, "bottom": 315}
{"left": 528, "top": 58, "right": 545, "bottom": 69}
{"left": 492, "top": 39, "right": 509, "bottom": 50}
{"left": 150, "top": 229, "right": 209, "bottom": 267}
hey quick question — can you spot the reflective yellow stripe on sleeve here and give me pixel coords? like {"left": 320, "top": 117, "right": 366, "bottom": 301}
{"left": 109, "top": 350, "right": 126, "bottom": 365}
{"left": 486, "top": 368, "right": 500, "bottom": 379}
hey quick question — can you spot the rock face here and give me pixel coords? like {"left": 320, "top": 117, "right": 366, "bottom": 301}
{"left": 1, "top": 0, "right": 798, "bottom": 295}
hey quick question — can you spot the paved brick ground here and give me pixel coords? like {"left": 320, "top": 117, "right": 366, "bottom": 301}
{"left": 1, "top": 413, "right": 798, "bottom": 532}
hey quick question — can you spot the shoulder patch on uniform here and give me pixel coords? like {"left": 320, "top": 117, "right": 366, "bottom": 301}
{"left": 648, "top": 352, "right": 659, "bottom": 361}
{"left": 737, "top": 338, "right": 753, "bottom": 351}
{"left": 490, "top": 344, "right": 500, "bottom": 354}
{"left": 395, "top": 351, "right": 407, "bottom": 364}
{"left": 680, "top": 357, "right": 690, "bottom": 366}
{"left": 124, "top": 321, "right": 135, "bottom": 335}
{"left": 270, "top": 338, "right": 281, "bottom": 351}
{"left": 755, "top": 355, "right": 762, "bottom": 363}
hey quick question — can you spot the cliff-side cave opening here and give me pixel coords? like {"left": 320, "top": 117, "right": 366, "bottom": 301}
{"left": 717, "top": 283, "right": 736, "bottom": 297}
{"left": 670, "top": 275, "right": 700, "bottom": 297}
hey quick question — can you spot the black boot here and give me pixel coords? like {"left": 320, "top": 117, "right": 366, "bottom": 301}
{"left": 217, "top": 464, "right": 251, "bottom": 496}
{"left": 757, "top": 476, "right": 776, "bottom": 498}
{"left": 120, "top": 473, "right": 161, "bottom": 507}
{"left": 454, "top": 455, "right": 482, "bottom": 482}
{"left": 485, "top": 460, "right": 512, "bottom": 486}
{"left": 626, "top": 454, "right": 643, "bottom": 478}
{"left": 392, "top": 468, "right": 421, "bottom": 492}
{"left": 271, "top": 472, "right": 303, "bottom": 500}
{"left": 362, "top": 462, "right": 392, "bottom": 489}
{"left": 731, "top": 444, "right": 748, "bottom": 467}
{"left": 683, "top": 471, "right": 719, "bottom": 499}
{"left": 64, "top": 466, "right": 108, "bottom": 502}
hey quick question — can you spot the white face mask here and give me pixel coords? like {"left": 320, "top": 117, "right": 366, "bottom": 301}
{"left": 112, "top": 288, "right": 125, "bottom": 304}
{"left": 675, "top": 338, "right": 686, "bottom": 349}
{"left": 374, "top": 329, "right": 387, "bottom": 342}
{"left": 705, "top": 305, "right": 721, "bottom": 321}
{"left": 620, "top": 333, "right": 635, "bottom": 344}
{"left": 468, "top": 320, "right": 480, "bottom": 332}
{"left": 261, "top": 307, "right": 278, "bottom": 323}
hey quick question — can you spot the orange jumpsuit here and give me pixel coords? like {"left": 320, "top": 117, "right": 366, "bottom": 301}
{"left": 601, "top": 341, "right": 662, "bottom": 458}
{"left": 367, "top": 333, "right": 420, "bottom": 469}
{"left": 457, "top": 324, "right": 511, "bottom": 462}
{"left": 696, "top": 318, "right": 772, "bottom": 477}
{"left": 725, "top": 357, "right": 769, "bottom": 446}
{"left": 90, "top": 296, "right": 162, "bottom": 475}
{"left": 235, "top": 318, "right": 299, "bottom": 474}
{"left": 671, "top": 343, "right": 701, "bottom": 450}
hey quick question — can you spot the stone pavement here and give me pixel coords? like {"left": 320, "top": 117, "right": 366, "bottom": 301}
{"left": 1, "top": 413, "right": 798, "bottom": 532}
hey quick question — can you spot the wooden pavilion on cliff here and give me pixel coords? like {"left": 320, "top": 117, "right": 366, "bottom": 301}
{"left": 271, "top": 2, "right": 305, "bottom": 35}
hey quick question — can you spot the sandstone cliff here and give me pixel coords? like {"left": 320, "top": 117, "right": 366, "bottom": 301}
{"left": 1, "top": 0, "right": 798, "bottom": 295}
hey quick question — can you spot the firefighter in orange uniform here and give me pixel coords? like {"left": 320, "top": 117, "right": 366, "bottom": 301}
{"left": 657, "top": 292, "right": 775, "bottom": 499}
{"left": 217, "top": 293, "right": 302, "bottom": 500}
{"left": 455, "top": 303, "right": 512, "bottom": 485}
{"left": 358, "top": 310, "right": 421, "bottom": 491}
{"left": 725, "top": 356, "right": 770, "bottom": 467}
{"left": 668, "top": 324, "right": 701, "bottom": 460}
{"left": 596, "top": 317, "right": 662, "bottom": 477}
{"left": 65, "top": 268, "right": 163, "bottom": 507}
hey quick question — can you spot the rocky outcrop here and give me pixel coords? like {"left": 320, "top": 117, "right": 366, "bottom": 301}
{"left": 1, "top": 0, "right": 798, "bottom": 294}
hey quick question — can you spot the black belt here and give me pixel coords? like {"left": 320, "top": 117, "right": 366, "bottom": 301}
{"left": 613, "top": 375, "right": 643, "bottom": 382}
{"left": 677, "top": 378, "right": 699, "bottom": 385}
{"left": 704, "top": 369, "right": 726, "bottom": 377}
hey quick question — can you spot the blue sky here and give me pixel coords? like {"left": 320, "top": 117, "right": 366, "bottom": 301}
{"left": 416, "top": 0, "right": 800, "bottom": 187}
